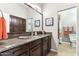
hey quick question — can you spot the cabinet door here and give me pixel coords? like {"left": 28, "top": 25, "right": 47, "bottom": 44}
{"left": 10, "top": 15, "right": 26, "bottom": 34}
{"left": 42, "top": 37, "right": 48, "bottom": 56}
{"left": 10, "top": 17, "right": 20, "bottom": 33}
{"left": 30, "top": 44, "right": 41, "bottom": 56}
{"left": 14, "top": 49, "right": 29, "bottom": 56}
{"left": 13, "top": 44, "right": 29, "bottom": 56}
{"left": 30, "top": 39, "right": 41, "bottom": 48}
{"left": 43, "top": 40, "right": 48, "bottom": 56}
{"left": 47, "top": 36, "right": 51, "bottom": 52}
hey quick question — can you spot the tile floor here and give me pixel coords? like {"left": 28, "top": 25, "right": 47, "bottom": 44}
{"left": 47, "top": 43, "right": 76, "bottom": 56}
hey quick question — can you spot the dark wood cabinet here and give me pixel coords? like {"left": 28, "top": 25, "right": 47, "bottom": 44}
{"left": 42, "top": 37, "right": 48, "bottom": 56}
{"left": 47, "top": 36, "right": 51, "bottom": 52}
{"left": 13, "top": 44, "right": 29, "bottom": 56}
{"left": 30, "top": 39, "right": 41, "bottom": 56}
{"left": 10, "top": 15, "right": 26, "bottom": 34}
{"left": 30, "top": 44, "right": 41, "bottom": 56}
{"left": 41, "top": 35, "right": 51, "bottom": 56}
{"left": 0, "top": 35, "right": 51, "bottom": 56}
{"left": 0, "top": 50, "right": 14, "bottom": 56}
{"left": 0, "top": 44, "right": 29, "bottom": 56}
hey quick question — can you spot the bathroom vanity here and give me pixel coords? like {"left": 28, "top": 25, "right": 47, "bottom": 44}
{"left": 0, "top": 13, "right": 52, "bottom": 56}
{"left": 0, "top": 34, "right": 52, "bottom": 56}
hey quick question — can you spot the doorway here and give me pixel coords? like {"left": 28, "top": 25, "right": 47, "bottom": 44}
{"left": 57, "top": 7, "right": 77, "bottom": 55}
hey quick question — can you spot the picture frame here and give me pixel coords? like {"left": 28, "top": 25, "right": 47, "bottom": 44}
{"left": 35, "top": 20, "right": 40, "bottom": 27}
{"left": 45, "top": 17, "right": 54, "bottom": 26}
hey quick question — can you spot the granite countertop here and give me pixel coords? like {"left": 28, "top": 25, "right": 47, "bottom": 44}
{"left": 0, "top": 34, "right": 50, "bottom": 52}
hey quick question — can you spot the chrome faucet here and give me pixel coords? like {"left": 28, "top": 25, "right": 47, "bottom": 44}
{"left": 31, "top": 31, "right": 33, "bottom": 36}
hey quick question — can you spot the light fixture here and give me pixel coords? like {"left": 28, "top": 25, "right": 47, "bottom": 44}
{"left": 26, "top": 3, "right": 41, "bottom": 13}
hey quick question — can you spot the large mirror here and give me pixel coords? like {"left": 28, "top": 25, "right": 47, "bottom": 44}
{"left": 0, "top": 3, "right": 42, "bottom": 34}
{"left": 26, "top": 3, "right": 42, "bottom": 32}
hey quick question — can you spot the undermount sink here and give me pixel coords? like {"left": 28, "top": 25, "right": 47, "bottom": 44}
{"left": 18, "top": 36, "right": 31, "bottom": 39}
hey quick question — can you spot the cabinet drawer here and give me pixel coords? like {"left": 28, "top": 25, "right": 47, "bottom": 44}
{"left": 20, "top": 51, "right": 29, "bottom": 56}
{"left": 30, "top": 39, "right": 41, "bottom": 48}
{"left": 1, "top": 44, "right": 29, "bottom": 56}
{"left": 30, "top": 44, "right": 41, "bottom": 56}
{"left": 13, "top": 44, "right": 29, "bottom": 56}
{"left": 43, "top": 37, "right": 48, "bottom": 41}
{"left": 14, "top": 48, "right": 29, "bottom": 56}
{"left": 13, "top": 43, "right": 29, "bottom": 52}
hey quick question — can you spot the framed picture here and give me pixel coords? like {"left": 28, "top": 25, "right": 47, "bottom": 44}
{"left": 45, "top": 17, "right": 54, "bottom": 26}
{"left": 35, "top": 20, "right": 40, "bottom": 27}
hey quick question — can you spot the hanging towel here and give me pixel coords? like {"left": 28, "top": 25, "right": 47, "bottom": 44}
{"left": 0, "top": 17, "right": 8, "bottom": 40}
{"left": 2, "top": 17, "right": 8, "bottom": 39}
{"left": 0, "top": 17, "right": 3, "bottom": 39}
